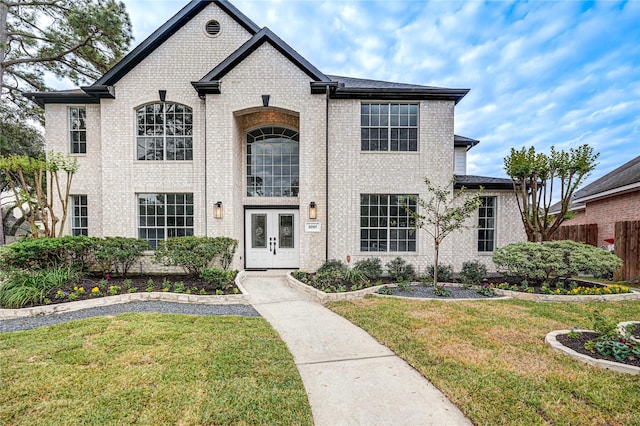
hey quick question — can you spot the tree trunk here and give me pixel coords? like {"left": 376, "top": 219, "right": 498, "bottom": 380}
{"left": 433, "top": 240, "right": 440, "bottom": 286}
{"left": 0, "top": 2, "right": 7, "bottom": 245}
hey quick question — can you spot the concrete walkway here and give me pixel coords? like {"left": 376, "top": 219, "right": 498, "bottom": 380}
{"left": 241, "top": 271, "right": 471, "bottom": 426}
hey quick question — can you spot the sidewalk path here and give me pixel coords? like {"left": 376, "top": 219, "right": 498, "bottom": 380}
{"left": 241, "top": 271, "right": 471, "bottom": 426}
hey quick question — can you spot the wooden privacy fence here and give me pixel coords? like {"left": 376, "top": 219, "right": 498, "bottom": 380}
{"left": 553, "top": 224, "right": 598, "bottom": 247}
{"left": 615, "top": 221, "right": 640, "bottom": 282}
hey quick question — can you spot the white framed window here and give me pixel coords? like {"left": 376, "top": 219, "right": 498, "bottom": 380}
{"left": 246, "top": 126, "right": 299, "bottom": 197}
{"left": 137, "top": 193, "right": 194, "bottom": 248}
{"left": 136, "top": 103, "right": 193, "bottom": 161}
{"left": 71, "top": 195, "right": 88, "bottom": 236}
{"left": 478, "top": 197, "right": 496, "bottom": 252}
{"left": 361, "top": 103, "right": 418, "bottom": 151}
{"left": 360, "top": 194, "right": 417, "bottom": 252}
{"left": 69, "top": 107, "right": 86, "bottom": 154}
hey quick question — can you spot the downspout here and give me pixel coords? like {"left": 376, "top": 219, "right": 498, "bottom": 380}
{"left": 325, "top": 84, "right": 330, "bottom": 261}
{"left": 203, "top": 96, "right": 208, "bottom": 236}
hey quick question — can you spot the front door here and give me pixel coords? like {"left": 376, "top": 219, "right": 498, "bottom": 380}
{"left": 245, "top": 209, "right": 299, "bottom": 269}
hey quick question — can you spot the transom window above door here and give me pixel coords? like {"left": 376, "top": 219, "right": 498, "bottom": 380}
{"left": 246, "top": 126, "right": 299, "bottom": 197}
{"left": 136, "top": 102, "right": 193, "bottom": 161}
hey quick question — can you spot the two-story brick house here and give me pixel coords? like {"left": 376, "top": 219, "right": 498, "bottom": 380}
{"left": 26, "top": 0, "right": 525, "bottom": 272}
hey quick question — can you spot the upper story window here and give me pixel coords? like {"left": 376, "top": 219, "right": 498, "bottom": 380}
{"left": 478, "top": 196, "right": 496, "bottom": 252}
{"left": 69, "top": 107, "right": 86, "bottom": 154}
{"left": 361, "top": 103, "right": 418, "bottom": 152}
{"left": 136, "top": 103, "right": 193, "bottom": 161}
{"left": 246, "top": 126, "right": 299, "bottom": 197}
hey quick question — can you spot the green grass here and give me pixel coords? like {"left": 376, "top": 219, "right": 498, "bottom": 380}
{"left": 0, "top": 314, "right": 312, "bottom": 426}
{"left": 328, "top": 297, "right": 640, "bottom": 425}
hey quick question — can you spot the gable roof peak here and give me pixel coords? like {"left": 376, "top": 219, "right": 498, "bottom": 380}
{"left": 94, "top": 0, "right": 260, "bottom": 87}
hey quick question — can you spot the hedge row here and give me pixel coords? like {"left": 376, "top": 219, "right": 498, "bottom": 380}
{"left": 0, "top": 236, "right": 238, "bottom": 277}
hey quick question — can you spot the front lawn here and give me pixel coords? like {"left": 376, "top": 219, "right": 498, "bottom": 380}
{"left": 0, "top": 314, "right": 312, "bottom": 425}
{"left": 328, "top": 297, "right": 640, "bottom": 425}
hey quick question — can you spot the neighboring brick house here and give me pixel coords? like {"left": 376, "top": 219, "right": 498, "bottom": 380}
{"left": 554, "top": 155, "right": 640, "bottom": 249}
{"left": 26, "top": 0, "right": 525, "bottom": 272}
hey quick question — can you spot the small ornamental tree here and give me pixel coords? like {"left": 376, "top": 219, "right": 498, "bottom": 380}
{"left": 504, "top": 144, "right": 599, "bottom": 242}
{"left": 405, "top": 177, "right": 483, "bottom": 286}
{"left": 0, "top": 151, "right": 79, "bottom": 238}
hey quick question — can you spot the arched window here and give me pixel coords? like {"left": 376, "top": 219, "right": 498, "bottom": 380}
{"left": 246, "top": 126, "right": 299, "bottom": 197}
{"left": 136, "top": 102, "right": 193, "bottom": 160}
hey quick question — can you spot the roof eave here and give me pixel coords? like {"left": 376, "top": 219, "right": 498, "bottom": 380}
{"left": 330, "top": 88, "right": 469, "bottom": 103}
{"left": 22, "top": 91, "right": 100, "bottom": 107}
{"left": 574, "top": 182, "right": 640, "bottom": 204}
{"left": 191, "top": 81, "right": 222, "bottom": 97}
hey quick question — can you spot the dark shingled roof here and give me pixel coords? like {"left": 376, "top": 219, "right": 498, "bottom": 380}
{"left": 454, "top": 175, "right": 513, "bottom": 190}
{"left": 454, "top": 134, "right": 480, "bottom": 149}
{"left": 573, "top": 155, "right": 640, "bottom": 202}
{"left": 324, "top": 75, "right": 469, "bottom": 103}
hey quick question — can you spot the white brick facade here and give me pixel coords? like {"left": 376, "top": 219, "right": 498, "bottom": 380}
{"left": 40, "top": 0, "right": 525, "bottom": 273}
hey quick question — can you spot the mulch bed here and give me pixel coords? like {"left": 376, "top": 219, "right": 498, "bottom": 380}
{"left": 555, "top": 325, "right": 640, "bottom": 368}
{"left": 45, "top": 274, "right": 239, "bottom": 306}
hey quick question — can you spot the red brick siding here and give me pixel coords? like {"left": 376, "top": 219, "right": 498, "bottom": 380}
{"left": 563, "top": 190, "right": 640, "bottom": 247}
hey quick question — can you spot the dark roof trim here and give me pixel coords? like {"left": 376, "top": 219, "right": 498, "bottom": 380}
{"left": 191, "top": 81, "right": 221, "bottom": 97}
{"left": 94, "top": 0, "right": 260, "bottom": 87}
{"left": 454, "top": 134, "right": 480, "bottom": 149}
{"left": 197, "top": 27, "right": 330, "bottom": 87}
{"left": 80, "top": 85, "right": 115, "bottom": 99}
{"left": 327, "top": 87, "right": 469, "bottom": 103}
{"left": 454, "top": 175, "right": 514, "bottom": 190}
{"left": 23, "top": 90, "right": 100, "bottom": 107}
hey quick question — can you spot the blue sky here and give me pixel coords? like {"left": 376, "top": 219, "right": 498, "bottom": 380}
{"left": 118, "top": 0, "right": 639, "bottom": 184}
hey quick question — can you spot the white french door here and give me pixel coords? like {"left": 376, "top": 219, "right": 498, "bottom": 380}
{"left": 245, "top": 209, "right": 300, "bottom": 269}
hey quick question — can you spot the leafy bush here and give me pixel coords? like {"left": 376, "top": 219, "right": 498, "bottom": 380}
{"left": 200, "top": 268, "right": 238, "bottom": 290}
{"left": 585, "top": 310, "right": 640, "bottom": 361}
{"left": 0, "top": 267, "right": 80, "bottom": 308}
{"left": 93, "top": 237, "right": 150, "bottom": 277}
{"left": 386, "top": 257, "right": 416, "bottom": 282}
{"left": 460, "top": 260, "right": 487, "bottom": 285}
{"left": 155, "top": 236, "right": 238, "bottom": 276}
{"left": 0, "top": 236, "right": 101, "bottom": 271}
{"left": 317, "top": 259, "right": 348, "bottom": 274}
{"left": 493, "top": 240, "right": 622, "bottom": 285}
{"left": 315, "top": 269, "right": 345, "bottom": 287}
{"left": 343, "top": 268, "right": 368, "bottom": 285}
{"left": 353, "top": 258, "right": 382, "bottom": 279}
{"left": 426, "top": 264, "right": 453, "bottom": 283}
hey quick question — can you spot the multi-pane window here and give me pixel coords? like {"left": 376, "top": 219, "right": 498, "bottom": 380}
{"left": 360, "top": 194, "right": 417, "bottom": 252}
{"left": 136, "top": 103, "right": 193, "bottom": 161}
{"left": 71, "top": 195, "right": 88, "bottom": 236}
{"left": 69, "top": 107, "right": 86, "bottom": 154}
{"left": 138, "top": 193, "right": 194, "bottom": 248}
{"left": 478, "top": 197, "right": 496, "bottom": 252}
{"left": 246, "top": 127, "right": 299, "bottom": 197}
{"left": 361, "top": 103, "right": 418, "bottom": 151}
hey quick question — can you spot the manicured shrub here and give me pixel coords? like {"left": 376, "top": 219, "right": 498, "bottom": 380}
{"left": 93, "top": 237, "right": 150, "bottom": 277}
{"left": 200, "top": 267, "right": 238, "bottom": 291}
{"left": 155, "top": 236, "right": 238, "bottom": 276}
{"left": 0, "top": 266, "right": 80, "bottom": 308}
{"left": 426, "top": 264, "right": 453, "bottom": 283}
{"left": 353, "top": 258, "right": 383, "bottom": 279}
{"left": 386, "top": 257, "right": 416, "bottom": 282}
{"left": 492, "top": 240, "right": 622, "bottom": 285}
{"left": 317, "top": 259, "right": 348, "bottom": 274}
{"left": 0, "top": 237, "right": 66, "bottom": 270}
{"left": 460, "top": 260, "right": 487, "bottom": 285}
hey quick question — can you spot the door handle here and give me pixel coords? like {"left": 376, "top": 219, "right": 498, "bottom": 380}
{"left": 269, "top": 237, "right": 274, "bottom": 252}
{"left": 273, "top": 238, "right": 277, "bottom": 255}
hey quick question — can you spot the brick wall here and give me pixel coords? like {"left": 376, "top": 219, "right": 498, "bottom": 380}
{"left": 564, "top": 191, "right": 640, "bottom": 247}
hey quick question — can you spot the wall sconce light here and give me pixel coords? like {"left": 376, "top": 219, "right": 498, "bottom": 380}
{"left": 214, "top": 201, "right": 223, "bottom": 219}
{"left": 309, "top": 201, "right": 317, "bottom": 220}
{"left": 158, "top": 90, "right": 167, "bottom": 102}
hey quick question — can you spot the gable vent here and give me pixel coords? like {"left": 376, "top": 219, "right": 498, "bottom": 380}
{"left": 205, "top": 20, "right": 221, "bottom": 37}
